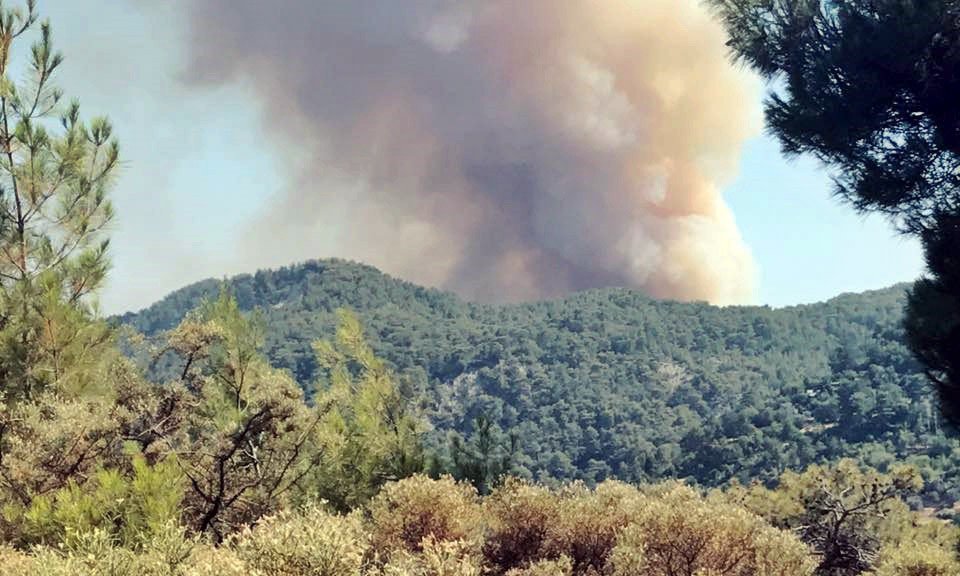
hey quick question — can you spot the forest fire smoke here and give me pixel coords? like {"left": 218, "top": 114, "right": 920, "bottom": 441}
{"left": 184, "top": 0, "right": 760, "bottom": 304}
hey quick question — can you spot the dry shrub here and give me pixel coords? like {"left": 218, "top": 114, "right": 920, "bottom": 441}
{"left": 0, "top": 546, "right": 36, "bottom": 576}
{"left": 874, "top": 543, "right": 960, "bottom": 576}
{"left": 182, "top": 545, "right": 251, "bottom": 576}
{"left": 230, "top": 505, "right": 368, "bottom": 576}
{"left": 483, "top": 479, "right": 560, "bottom": 573}
{"left": 0, "top": 526, "right": 245, "bottom": 576}
{"left": 0, "top": 526, "right": 200, "bottom": 576}
{"left": 545, "top": 480, "right": 647, "bottom": 575}
{"left": 369, "top": 475, "right": 481, "bottom": 556}
{"left": 378, "top": 536, "right": 483, "bottom": 576}
{"left": 505, "top": 556, "right": 574, "bottom": 576}
{"left": 609, "top": 486, "right": 815, "bottom": 576}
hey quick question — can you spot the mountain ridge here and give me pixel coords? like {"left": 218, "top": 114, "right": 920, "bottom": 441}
{"left": 117, "top": 259, "right": 958, "bottom": 508}
{"left": 117, "top": 257, "right": 914, "bottom": 324}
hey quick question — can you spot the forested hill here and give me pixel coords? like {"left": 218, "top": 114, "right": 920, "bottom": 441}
{"left": 117, "top": 259, "right": 959, "bottom": 507}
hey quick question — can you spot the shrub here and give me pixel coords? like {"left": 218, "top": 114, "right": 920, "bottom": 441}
{"left": 378, "top": 536, "right": 483, "bottom": 576}
{"left": 17, "top": 453, "right": 182, "bottom": 548}
{"left": 609, "top": 486, "right": 815, "bottom": 576}
{"left": 544, "top": 480, "right": 647, "bottom": 574}
{"left": 230, "top": 505, "right": 369, "bottom": 576}
{"left": 181, "top": 545, "right": 251, "bottom": 576}
{"left": 0, "top": 546, "right": 36, "bottom": 576}
{"left": 369, "top": 475, "right": 481, "bottom": 556}
{"left": 0, "top": 392, "right": 127, "bottom": 538}
{"left": 874, "top": 543, "right": 960, "bottom": 576}
{"left": 0, "top": 525, "right": 198, "bottom": 576}
{"left": 483, "top": 479, "right": 560, "bottom": 573}
{"left": 504, "top": 556, "right": 573, "bottom": 576}
{"left": 4, "top": 472, "right": 954, "bottom": 576}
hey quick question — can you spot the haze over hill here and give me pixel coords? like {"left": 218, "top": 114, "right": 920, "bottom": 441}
{"left": 119, "top": 259, "right": 960, "bottom": 508}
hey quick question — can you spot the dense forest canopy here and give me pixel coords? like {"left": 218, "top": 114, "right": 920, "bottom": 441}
{"left": 119, "top": 259, "right": 960, "bottom": 509}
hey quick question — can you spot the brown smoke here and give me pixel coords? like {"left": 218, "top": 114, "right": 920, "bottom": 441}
{"left": 183, "top": 0, "right": 760, "bottom": 304}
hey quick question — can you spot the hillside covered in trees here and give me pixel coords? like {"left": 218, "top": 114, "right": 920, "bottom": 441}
{"left": 119, "top": 259, "right": 960, "bottom": 509}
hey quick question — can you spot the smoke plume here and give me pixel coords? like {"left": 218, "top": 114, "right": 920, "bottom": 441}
{"left": 183, "top": 0, "right": 760, "bottom": 304}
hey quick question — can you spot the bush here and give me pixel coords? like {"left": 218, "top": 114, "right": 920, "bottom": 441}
{"left": 0, "top": 525, "right": 199, "bottom": 576}
{"left": 0, "top": 392, "right": 128, "bottom": 542}
{"left": 230, "top": 505, "right": 369, "bottom": 576}
{"left": 874, "top": 543, "right": 960, "bottom": 576}
{"left": 504, "top": 556, "right": 573, "bottom": 576}
{"left": 0, "top": 473, "right": 953, "bottom": 576}
{"left": 378, "top": 536, "right": 483, "bottom": 576}
{"left": 482, "top": 479, "right": 560, "bottom": 573}
{"left": 180, "top": 545, "right": 250, "bottom": 576}
{"left": 369, "top": 475, "right": 481, "bottom": 556}
{"left": 609, "top": 486, "right": 815, "bottom": 576}
{"left": 0, "top": 546, "right": 36, "bottom": 576}
{"left": 17, "top": 453, "right": 182, "bottom": 548}
{"left": 544, "top": 480, "right": 647, "bottom": 574}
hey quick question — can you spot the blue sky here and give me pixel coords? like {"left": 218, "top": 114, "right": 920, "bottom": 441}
{"left": 727, "top": 139, "right": 923, "bottom": 307}
{"left": 44, "top": 1, "right": 924, "bottom": 313}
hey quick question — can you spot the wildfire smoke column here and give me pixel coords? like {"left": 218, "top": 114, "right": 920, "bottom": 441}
{"left": 183, "top": 0, "right": 760, "bottom": 304}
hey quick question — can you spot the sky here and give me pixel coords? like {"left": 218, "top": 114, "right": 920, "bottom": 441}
{"left": 42, "top": 1, "right": 924, "bottom": 314}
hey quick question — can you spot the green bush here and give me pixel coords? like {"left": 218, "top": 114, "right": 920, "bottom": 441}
{"left": 15, "top": 453, "right": 182, "bottom": 548}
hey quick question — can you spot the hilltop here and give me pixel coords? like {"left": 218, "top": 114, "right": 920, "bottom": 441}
{"left": 118, "top": 259, "right": 958, "bottom": 506}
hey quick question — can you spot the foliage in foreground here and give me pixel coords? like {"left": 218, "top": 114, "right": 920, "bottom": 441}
{"left": 0, "top": 477, "right": 812, "bottom": 576}
{"left": 0, "top": 472, "right": 955, "bottom": 576}
{"left": 0, "top": 296, "right": 424, "bottom": 544}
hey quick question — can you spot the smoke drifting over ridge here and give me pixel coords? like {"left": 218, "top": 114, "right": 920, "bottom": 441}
{"left": 183, "top": 0, "right": 760, "bottom": 304}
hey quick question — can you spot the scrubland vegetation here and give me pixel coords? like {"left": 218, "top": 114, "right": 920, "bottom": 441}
{"left": 0, "top": 469, "right": 956, "bottom": 576}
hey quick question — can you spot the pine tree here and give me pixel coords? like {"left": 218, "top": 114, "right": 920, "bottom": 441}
{"left": 161, "top": 290, "right": 326, "bottom": 540}
{"left": 449, "top": 415, "right": 516, "bottom": 496}
{"left": 311, "top": 309, "right": 426, "bottom": 510}
{"left": 707, "top": 0, "right": 960, "bottom": 425}
{"left": 0, "top": 0, "right": 119, "bottom": 400}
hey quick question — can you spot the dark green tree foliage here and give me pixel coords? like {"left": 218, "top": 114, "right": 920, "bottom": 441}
{"left": 119, "top": 260, "right": 960, "bottom": 510}
{"left": 448, "top": 416, "right": 517, "bottom": 495}
{"left": 706, "top": 0, "right": 960, "bottom": 423}
{"left": 905, "top": 214, "right": 960, "bottom": 421}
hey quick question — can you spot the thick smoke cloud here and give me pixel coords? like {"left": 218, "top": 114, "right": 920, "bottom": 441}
{"left": 183, "top": 0, "right": 759, "bottom": 304}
